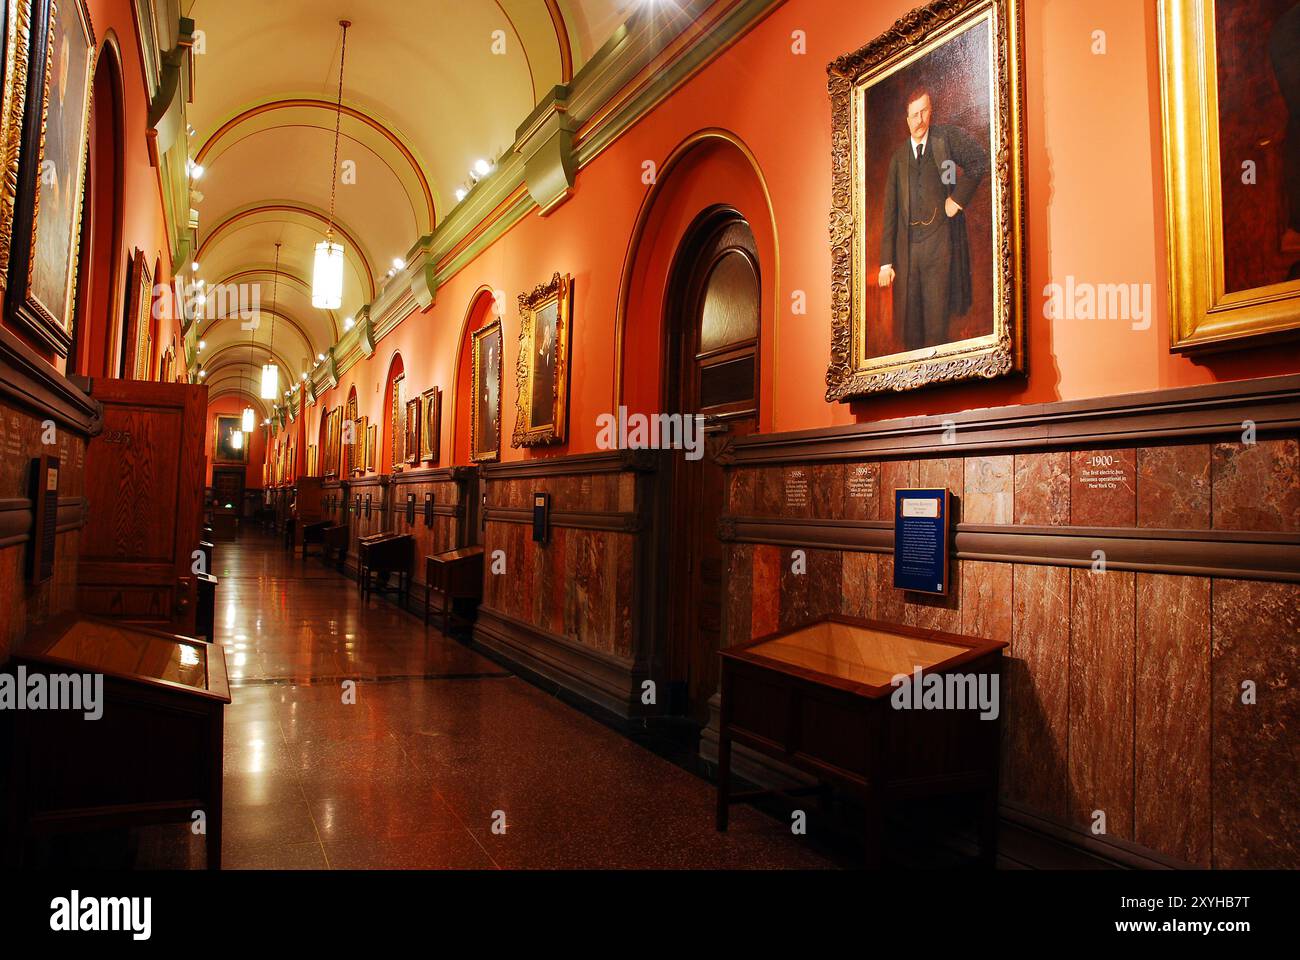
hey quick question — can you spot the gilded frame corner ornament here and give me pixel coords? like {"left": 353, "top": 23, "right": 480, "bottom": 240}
{"left": 1159, "top": 0, "right": 1300, "bottom": 352}
{"left": 512, "top": 272, "right": 572, "bottom": 448}
{"left": 470, "top": 319, "right": 502, "bottom": 463}
{"left": 824, "top": 0, "right": 1026, "bottom": 402}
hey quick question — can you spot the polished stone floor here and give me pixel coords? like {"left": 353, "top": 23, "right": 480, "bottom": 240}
{"left": 204, "top": 531, "right": 839, "bottom": 869}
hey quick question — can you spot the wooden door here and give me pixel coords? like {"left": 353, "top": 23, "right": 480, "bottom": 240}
{"left": 77, "top": 379, "right": 208, "bottom": 634}
{"left": 664, "top": 209, "right": 761, "bottom": 720}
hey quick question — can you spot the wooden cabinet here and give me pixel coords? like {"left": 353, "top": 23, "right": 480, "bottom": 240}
{"left": 3, "top": 614, "right": 230, "bottom": 868}
{"left": 717, "top": 615, "right": 1007, "bottom": 866}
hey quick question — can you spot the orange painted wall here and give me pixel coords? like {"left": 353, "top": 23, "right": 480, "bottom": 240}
{"left": 204, "top": 395, "right": 265, "bottom": 489}
{"left": 311, "top": 0, "right": 1300, "bottom": 464}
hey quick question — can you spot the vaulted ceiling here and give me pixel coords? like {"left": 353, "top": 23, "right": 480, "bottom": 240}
{"left": 185, "top": 0, "right": 636, "bottom": 413}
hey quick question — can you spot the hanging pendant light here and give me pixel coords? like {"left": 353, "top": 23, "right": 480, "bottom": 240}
{"left": 312, "top": 20, "right": 351, "bottom": 310}
{"left": 231, "top": 428, "right": 244, "bottom": 451}
{"left": 261, "top": 243, "right": 282, "bottom": 399}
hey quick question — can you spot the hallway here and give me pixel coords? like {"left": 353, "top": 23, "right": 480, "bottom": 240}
{"left": 208, "top": 533, "right": 837, "bottom": 870}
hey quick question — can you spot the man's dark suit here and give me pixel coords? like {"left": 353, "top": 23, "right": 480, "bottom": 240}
{"left": 879, "top": 123, "right": 989, "bottom": 351}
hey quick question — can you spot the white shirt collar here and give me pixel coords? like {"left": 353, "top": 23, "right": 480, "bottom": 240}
{"left": 911, "top": 131, "right": 930, "bottom": 154}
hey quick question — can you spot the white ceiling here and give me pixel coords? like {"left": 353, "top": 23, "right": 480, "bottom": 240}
{"left": 184, "top": 0, "right": 636, "bottom": 409}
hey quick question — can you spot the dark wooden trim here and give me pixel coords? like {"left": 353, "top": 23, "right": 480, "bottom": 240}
{"left": 720, "top": 514, "right": 1300, "bottom": 582}
{"left": 0, "top": 327, "right": 102, "bottom": 435}
{"left": 732, "top": 374, "right": 1300, "bottom": 464}
{"left": 472, "top": 605, "right": 649, "bottom": 720}
{"left": 483, "top": 505, "right": 640, "bottom": 533}
{"left": 0, "top": 496, "right": 88, "bottom": 547}
{"left": 999, "top": 800, "right": 1196, "bottom": 870}
{"left": 479, "top": 448, "right": 660, "bottom": 479}
{"left": 390, "top": 465, "right": 474, "bottom": 485}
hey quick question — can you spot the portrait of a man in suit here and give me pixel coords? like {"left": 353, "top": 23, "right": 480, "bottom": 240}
{"left": 878, "top": 87, "right": 989, "bottom": 351}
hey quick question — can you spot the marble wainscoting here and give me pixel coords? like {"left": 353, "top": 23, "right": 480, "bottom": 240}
{"left": 474, "top": 451, "right": 661, "bottom": 719}
{"left": 718, "top": 376, "right": 1300, "bottom": 869}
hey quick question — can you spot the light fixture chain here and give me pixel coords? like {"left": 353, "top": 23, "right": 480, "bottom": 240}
{"left": 325, "top": 20, "right": 350, "bottom": 240}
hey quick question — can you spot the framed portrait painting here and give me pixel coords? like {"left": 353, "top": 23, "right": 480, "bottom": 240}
{"left": 2, "top": 0, "right": 96, "bottom": 356}
{"left": 366, "top": 423, "right": 377, "bottom": 472}
{"left": 213, "top": 415, "right": 247, "bottom": 464}
{"left": 352, "top": 416, "right": 366, "bottom": 476}
{"left": 470, "top": 320, "right": 502, "bottom": 463}
{"left": 1160, "top": 0, "right": 1300, "bottom": 350}
{"left": 123, "top": 250, "right": 153, "bottom": 380}
{"left": 825, "top": 0, "right": 1026, "bottom": 401}
{"left": 420, "top": 387, "right": 441, "bottom": 462}
{"left": 513, "top": 273, "right": 572, "bottom": 446}
{"left": 404, "top": 397, "right": 421, "bottom": 465}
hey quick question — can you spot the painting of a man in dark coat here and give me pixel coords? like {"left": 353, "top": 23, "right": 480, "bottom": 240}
{"left": 878, "top": 87, "right": 989, "bottom": 351}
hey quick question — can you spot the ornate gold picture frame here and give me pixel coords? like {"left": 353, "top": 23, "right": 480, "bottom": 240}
{"left": 366, "top": 423, "right": 377, "bottom": 472}
{"left": 3, "top": 0, "right": 96, "bottom": 356}
{"left": 213, "top": 415, "right": 247, "bottom": 464}
{"left": 825, "top": 0, "right": 1025, "bottom": 401}
{"left": 470, "top": 320, "right": 502, "bottom": 463}
{"left": 1159, "top": 0, "right": 1300, "bottom": 351}
{"left": 513, "top": 272, "right": 572, "bottom": 446}
{"left": 420, "top": 386, "right": 441, "bottom": 462}
{"left": 404, "top": 397, "right": 421, "bottom": 465}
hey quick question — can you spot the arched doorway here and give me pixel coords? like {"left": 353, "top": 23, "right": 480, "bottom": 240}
{"left": 70, "top": 38, "right": 126, "bottom": 378}
{"left": 381, "top": 353, "right": 406, "bottom": 472}
{"left": 662, "top": 207, "right": 762, "bottom": 721}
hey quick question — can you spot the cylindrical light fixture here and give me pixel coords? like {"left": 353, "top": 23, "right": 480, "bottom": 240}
{"left": 260, "top": 362, "right": 278, "bottom": 399}
{"left": 312, "top": 240, "right": 344, "bottom": 309}
{"left": 241, "top": 405, "right": 256, "bottom": 432}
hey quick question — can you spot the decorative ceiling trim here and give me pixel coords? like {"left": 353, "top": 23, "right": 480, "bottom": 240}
{"left": 544, "top": 0, "right": 574, "bottom": 82}
{"left": 201, "top": 342, "right": 300, "bottom": 380}
{"left": 207, "top": 388, "right": 271, "bottom": 418}
{"left": 195, "top": 203, "right": 378, "bottom": 299}
{"left": 194, "top": 98, "right": 437, "bottom": 230}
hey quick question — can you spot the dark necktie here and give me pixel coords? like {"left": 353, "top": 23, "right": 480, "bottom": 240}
{"left": 915, "top": 142, "right": 924, "bottom": 162}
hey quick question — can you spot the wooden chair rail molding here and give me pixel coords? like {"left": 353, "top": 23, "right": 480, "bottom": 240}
{"left": 718, "top": 516, "right": 1300, "bottom": 583}
{"left": 483, "top": 505, "right": 641, "bottom": 534}
{"left": 478, "top": 448, "right": 660, "bottom": 479}
{"left": 0, "top": 497, "right": 89, "bottom": 548}
{"left": 734, "top": 374, "right": 1300, "bottom": 464}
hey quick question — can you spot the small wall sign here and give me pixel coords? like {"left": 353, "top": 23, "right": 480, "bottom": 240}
{"left": 532, "top": 492, "right": 550, "bottom": 544}
{"left": 893, "top": 487, "right": 951, "bottom": 595}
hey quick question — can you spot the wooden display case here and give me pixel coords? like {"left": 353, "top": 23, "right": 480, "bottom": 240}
{"left": 717, "top": 614, "right": 1007, "bottom": 866}
{"left": 2, "top": 614, "right": 231, "bottom": 869}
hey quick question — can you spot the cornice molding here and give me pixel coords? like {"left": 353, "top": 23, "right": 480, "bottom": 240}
{"left": 310, "top": 0, "right": 782, "bottom": 397}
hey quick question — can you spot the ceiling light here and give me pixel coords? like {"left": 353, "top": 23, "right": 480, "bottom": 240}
{"left": 241, "top": 406, "right": 256, "bottom": 432}
{"left": 190, "top": 163, "right": 204, "bottom": 180}
{"left": 392, "top": 257, "right": 405, "bottom": 270}
{"left": 455, "top": 187, "right": 467, "bottom": 202}
{"left": 344, "top": 316, "right": 354, "bottom": 330}
{"left": 198, "top": 340, "right": 206, "bottom": 350}
{"left": 191, "top": 261, "right": 200, "bottom": 272}
{"left": 474, "top": 158, "right": 493, "bottom": 177}
{"left": 312, "top": 19, "right": 352, "bottom": 311}
{"left": 317, "top": 353, "right": 326, "bottom": 362}
{"left": 301, "top": 372, "right": 308, "bottom": 381}
{"left": 198, "top": 369, "right": 206, "bottom": 379}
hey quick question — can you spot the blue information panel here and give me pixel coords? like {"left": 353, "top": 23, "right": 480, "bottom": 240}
{"left": 892, "top": 487, "right": 951, "bottom": 595}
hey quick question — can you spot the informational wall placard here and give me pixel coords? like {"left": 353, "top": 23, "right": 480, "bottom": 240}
{"left": 893, "top": 487, "right": 951, "bottom": 595}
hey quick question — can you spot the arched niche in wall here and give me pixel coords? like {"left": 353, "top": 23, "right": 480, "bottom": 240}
{"left": 614, "top": 130, "right": 779, "bottom": 432}
{"left": 380, "top": 352, "right": 406, "bottom": 472}
{"left": 451, "top": 287, "right": 499, "bottom": 465}
{"left": 70, "top": 33, "right": 127, "bottom": 379}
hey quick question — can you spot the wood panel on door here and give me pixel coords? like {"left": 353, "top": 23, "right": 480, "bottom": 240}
{"left": 78, "top": 379, "right": 208, "bottom": 634}
{"left": 664, "top": 208, "right": 761, "bottom": 721}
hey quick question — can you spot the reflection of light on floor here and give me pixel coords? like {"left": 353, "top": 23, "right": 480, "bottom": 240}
{"left": 244, "top": 737, "right": 267, "bottom": 773}
{"left": 225, "top": 603, "right": 237, "bottom": 627}
{"left": 233, "top": 653, "right": 247, "bottom": 667}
